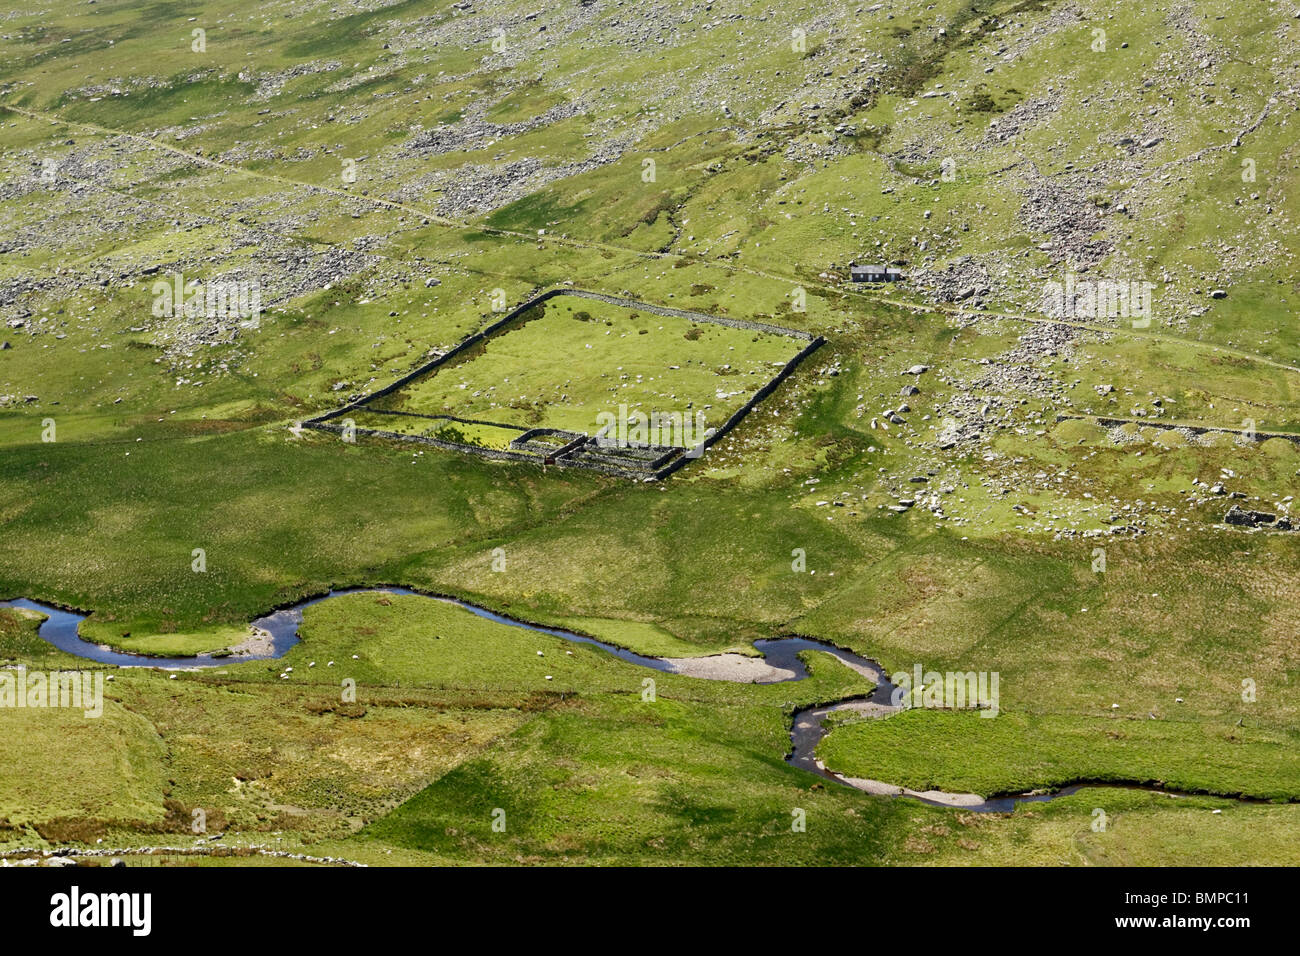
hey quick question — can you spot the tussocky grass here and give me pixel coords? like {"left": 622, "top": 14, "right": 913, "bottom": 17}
{"left": 818, "top": 708, "right": 1300, "bottom": 803}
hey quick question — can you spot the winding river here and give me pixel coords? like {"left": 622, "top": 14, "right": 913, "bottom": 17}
{"left": 0, "top": 589, "right": 1266, "bottom": 813}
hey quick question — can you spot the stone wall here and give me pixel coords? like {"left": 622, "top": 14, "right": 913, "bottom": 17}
{"left": 304, "top": 287, "right": 824, "bottom": 480}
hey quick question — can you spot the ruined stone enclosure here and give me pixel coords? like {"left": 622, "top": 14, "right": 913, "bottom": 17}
{"left": 306, "top": 289, "right": 825, "bottom": 480}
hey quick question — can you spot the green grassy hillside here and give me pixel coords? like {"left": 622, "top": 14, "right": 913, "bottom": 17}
{"left": 2, "top": 0, "right": 1299, "bottom": 866}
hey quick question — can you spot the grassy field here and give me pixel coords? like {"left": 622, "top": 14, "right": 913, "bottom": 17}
{"left": 2, "top": 0, "right": 1300, "bottom": 866}
{"left": 371, "top": 294, "right": 807, "bottom": 439}
{"left": 818, "top": 710, "right": 1300, "bottom": 801}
